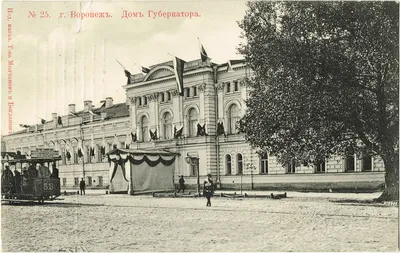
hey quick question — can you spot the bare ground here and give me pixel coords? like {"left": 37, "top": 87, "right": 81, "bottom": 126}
{"left": 1, "top": 191, "right": 398, "bottom": 252}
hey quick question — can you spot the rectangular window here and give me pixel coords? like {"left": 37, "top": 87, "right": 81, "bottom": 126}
{"left": 62, "top": 178, "right": 67, "bottom": 187}
{"left": 98, "top": 176, "right": 103, "bottom": 186}
{"left": 87, "top": 176, "right": 92, "bottom": 186}
{"left": 315, "top": 161, "right": 326, "bottom": 173}
{"left": 74, "top": 177, "right": 79, "bottom": 186}
{"left": 185, "top": 88, "right": 190, "bottom": 97}
{"left": 260, "top": 154, "right": 268, "bottom": 174}
{"left": 362, "top": 155, "right": 372, "bottom": 171}
{"left": 193, "top": 87, "right": 197, "bottom": 96}
{"left": 234, "top": 81, "right": 239, "bottom": 91}
{"left": 226, "top": 82, "right": 231, "bottom": 93}
{"left": 346, "top": 155, "right": 355, "bottom": 171}
{"left": 287, "top": 159, "right": 297, "bottom": 174}
{"left": 191, "top": 162, "right": 198, "bottom": 176}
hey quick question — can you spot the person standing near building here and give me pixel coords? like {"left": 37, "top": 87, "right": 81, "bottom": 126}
{"left": 14, "top": 168, "right": 21, "bottom": 193}
{"left": 79, "top": 178, "right": 86, "bottom": 195}
{"left": 177, "top": 175, "right": 185, "bottom": 193}
{"left": 203, "top": 174, "right": 214, "bottom": 207}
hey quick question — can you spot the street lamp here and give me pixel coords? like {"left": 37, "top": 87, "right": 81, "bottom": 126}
{"left": 185, "top": 154, "right": 200, "bottom": 196}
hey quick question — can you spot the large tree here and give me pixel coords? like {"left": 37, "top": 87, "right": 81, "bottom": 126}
{"left": 238, "top": 1, "right": 399, "bottom": 201}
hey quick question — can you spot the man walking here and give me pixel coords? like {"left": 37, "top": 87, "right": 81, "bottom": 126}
{"left": 177, "top": 175, "right": 185, "bottom": 193}
{"left": 79, "top": 178, "right": 86, "bottom": 195}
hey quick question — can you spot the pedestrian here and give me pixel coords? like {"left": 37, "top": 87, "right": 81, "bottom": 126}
{"left": 203, "top": 174, "right": 214, "bottom": 207}
{"left": 14, "top": 168, "right": 21, "bottom": 193}
{"left": 79, "top": 178, "right": 86, "bottom": 195}
{"left": 177, "top": 175, "right": 185, "bottom": 193}
{"left": 51, "top": 163, "right": 59, "bottom": 178}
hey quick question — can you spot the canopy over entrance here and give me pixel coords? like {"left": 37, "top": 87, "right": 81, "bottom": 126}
{"left": 108, "top": 148, "right": 179, "bottom": 194}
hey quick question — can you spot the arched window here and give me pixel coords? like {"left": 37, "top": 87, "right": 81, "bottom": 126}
{"left": 163, "top": 112, "right": 173, "bottom": 139}
{"left": 138, "top": 97, "right": 142, "bottom": 106}
{"left": 140, "top": 116, "right": 149, "bottom": 142}
{"left": 188, "top": 108, "right": 198, "bottom": 137}
{"left": 228, "top": 104, "right": 240, "bottom": 134}
{"left": 236, "top": 154, "right": 243, "bottom": 175}
{"left": 260, "top": 153, "right": 268, "bottom": 174}
{"left": 143, "top": 96, "right": 148, "bottom": 105}
{"left": 225, "top": 154, "right": 232, "bottom": 175}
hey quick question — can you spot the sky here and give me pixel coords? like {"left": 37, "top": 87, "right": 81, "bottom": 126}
{"left": 1, "top": 0, "right": 248, "bottom": 135}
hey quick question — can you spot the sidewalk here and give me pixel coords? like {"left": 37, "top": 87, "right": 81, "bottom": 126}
{"left": 63, "top": 188, "right": 383, "bottom": 200}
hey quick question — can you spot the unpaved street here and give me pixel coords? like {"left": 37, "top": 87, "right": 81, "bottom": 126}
{"left": 1, "top": 191, "right": 398, "bottom": 252}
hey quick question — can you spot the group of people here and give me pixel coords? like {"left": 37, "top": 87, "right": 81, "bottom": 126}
{"left": 1, "top": 163, "right": 59, "bottom": 193}
{"left": 177, "top": 173, "right": 215, "bottom": 207}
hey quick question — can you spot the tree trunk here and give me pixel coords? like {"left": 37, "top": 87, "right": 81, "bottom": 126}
{"left": 377, "top": 150, "right": 399, "bottom": 201}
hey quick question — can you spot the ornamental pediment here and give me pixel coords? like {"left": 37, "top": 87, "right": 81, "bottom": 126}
{"left": 144, "top": 66, "right": 175, "bottom": 82}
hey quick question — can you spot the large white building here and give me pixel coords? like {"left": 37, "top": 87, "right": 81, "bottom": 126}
{"left": 2, "top": 59, "right": 385, "bottom": 191}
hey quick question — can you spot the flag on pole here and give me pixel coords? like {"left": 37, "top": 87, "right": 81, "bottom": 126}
{"left": 173, "top": 56, "right": 186, "bottom": 96}
{"left": 200, "top": 44, "right": 208, "bottom": 62}
{"left": 198, "top": 38, "right": 210, "bottom": 63}
{"left": 141, "top": 66, "right": 151, "bottom": 74}
{"left": 70, "top": 111, "right": 80, "bottom": 117}
{"left": 57, "top": 116, "right": 63, "bottom": 126}
{"left": 227, "top": 60, "right": 234, "bottom": 72}
{"left": 89, "top": 110, "right": 101, "bottom": 116}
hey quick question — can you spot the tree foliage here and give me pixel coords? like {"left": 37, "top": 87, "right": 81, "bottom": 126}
{"left": 238, "top": 2, "right": 399, "bottom": 200}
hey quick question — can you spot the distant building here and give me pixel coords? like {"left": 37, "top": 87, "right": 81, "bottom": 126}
{"left": 2, "top": 59, "right": 385, "bottom": 190}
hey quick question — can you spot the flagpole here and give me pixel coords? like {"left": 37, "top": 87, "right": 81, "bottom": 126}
{"left": 197, "top": 38, "right": 205, "bottom": 84}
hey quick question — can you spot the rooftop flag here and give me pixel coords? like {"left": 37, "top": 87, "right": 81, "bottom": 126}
{"left": 200, "top": 44, "right": 208, "bottom": 62}
{"left": 173, "top": 56, "right": 186, "bottom": 96}
{"left": 227, "top": 60, "right": 234, "bottom": 72}
{"left": 141, "top": 66, "right": 151, "bottom": 74}
{"left": 198, "top": 38, "right": 210, "bottom": 63}
{"left": 69, "top": 111, "right": 80, "bottom": 117}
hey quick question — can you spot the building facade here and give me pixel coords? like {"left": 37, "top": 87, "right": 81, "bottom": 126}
{"left": 2, "top": 59, "right": 385, "bottom": 191}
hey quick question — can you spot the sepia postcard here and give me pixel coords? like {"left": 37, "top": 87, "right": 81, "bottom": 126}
{"left": 1, "top": 0, "right": 398, "bottom": 252}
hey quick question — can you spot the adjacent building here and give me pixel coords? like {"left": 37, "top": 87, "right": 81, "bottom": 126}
{"left": 2, "top": 59, "right": 385, "bottom": 191}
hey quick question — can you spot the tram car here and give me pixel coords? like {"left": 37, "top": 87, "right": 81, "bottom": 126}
{"left": 1, "top": 149, "right": 61, "bottom": 203}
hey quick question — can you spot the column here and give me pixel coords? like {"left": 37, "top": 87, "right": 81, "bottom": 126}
{"left": 127, "top": 97, "right": 137, "bottom": 133}
{"left": 216, "top": 82, "right": 225, "bottom": 127}
{"left": 171, "top": 89, "right": 183, "bottom": 127}
{"left": 199, "top": 83, "right": 205, "bottom": 124}
{"left": 147, "top": 93, "right": 159, "bottom": 137}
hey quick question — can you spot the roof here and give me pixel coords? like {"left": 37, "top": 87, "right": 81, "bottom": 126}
{"left": 8, "top": 102, "right": 130, "bottom": 136}
{"left": 129, "top": 58, "right": 246, "bottom": 84}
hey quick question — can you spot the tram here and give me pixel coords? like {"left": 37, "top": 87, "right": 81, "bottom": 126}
{"left": 1, "top": 148, "right": 61, "bottom": 203}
